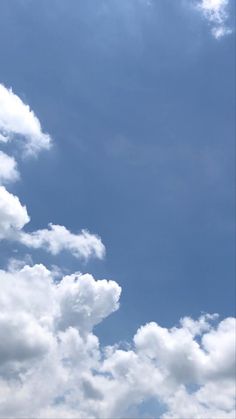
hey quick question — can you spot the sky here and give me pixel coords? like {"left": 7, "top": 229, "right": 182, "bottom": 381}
{"left": 0, "top": 0, "right": 235, "bottom": 418}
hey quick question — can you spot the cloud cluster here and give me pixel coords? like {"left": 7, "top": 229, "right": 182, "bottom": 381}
{"left": 0, "top": 81, "right": 235, "bottom": 418}
{"left": 0, "top": 84, "right": 105, "bottom": 261}
{"left": 197, "top": 0, "right": 232, "bottom": 38}
{"left": 0, "top": 263, "right": 234, "bottom": 418}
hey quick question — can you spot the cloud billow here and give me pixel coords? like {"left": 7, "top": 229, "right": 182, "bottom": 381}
{"left": 0, "top": 81, "right": 235, "bottom": 418}
{"left": 0, "top": 263, "right": 234, "bottom": 418}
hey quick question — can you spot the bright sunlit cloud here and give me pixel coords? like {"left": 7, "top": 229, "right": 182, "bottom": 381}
{"left": 196, "top": 0, "right": 232, "bottom": 38}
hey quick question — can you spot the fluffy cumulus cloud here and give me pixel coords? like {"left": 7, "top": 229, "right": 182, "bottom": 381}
{"left": 0, "top": 263, "right": 235, "bottom": 418}
{"left": 0, "top": 191, "right": 105, "bottom": 259}
{"left": 20, "top": 224, "right": 105, "bottom": 260}
{"left": 0, "top": 81, "right": 235, "bottom": 418}
{"left": 0, "top": 83, "right": 51, "bottom": 155}
{"left": 197, "top": 0, "right": 232, "bottom": 38}
{"left": 0, "top": 84, "right": 105, "bottom": 261}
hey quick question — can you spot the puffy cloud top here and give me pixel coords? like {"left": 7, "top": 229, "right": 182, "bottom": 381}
{"left": 20, "top": 224, "right": 106, "bottom": 261}
{"left": 0, "top": 263, "right": 234, "bottom": 418}
{"left": 0, "top": 53, "right": 234, "bottom": 417}
{"left": 0, "top": 84, "right": 52, "bottom": 155}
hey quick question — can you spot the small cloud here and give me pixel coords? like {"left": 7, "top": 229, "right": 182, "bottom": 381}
{"left": 19, "top": 224, "right": 106, "bottom": 261}
{"left": 0, "top": 83, "right": 52, "bottom": 156}
{"left": 196, "top": 0, "right": 233, "bottom": 39}
{"left": 212, "top": 24, "right": 232, "bottom": 38}
{"left": 7, "top": 254, "right": 33, "bottom": 271}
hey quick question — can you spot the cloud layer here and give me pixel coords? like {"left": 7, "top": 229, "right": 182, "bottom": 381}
{"left": 0, "top": 263, "right": 234, "bottom": 418}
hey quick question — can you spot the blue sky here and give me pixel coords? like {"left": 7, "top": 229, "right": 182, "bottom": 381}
{"left": 0, "top": 1, "right": 235, "bottom": 418}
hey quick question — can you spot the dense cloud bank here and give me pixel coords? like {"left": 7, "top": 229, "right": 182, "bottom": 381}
{"left": 0, "top": 263, "right": 235, "bottom": 418}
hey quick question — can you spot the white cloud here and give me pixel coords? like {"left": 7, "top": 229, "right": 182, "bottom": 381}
{"left": 0, "top": 264, "right": 120, "bottom": 337}
{"left": 0, "top": 83, "right": 105, "bottom": 261}
{"left": 19, "top": 223, "right": 106, "bottom": 260}
{"left": 0, "top": 312, "right": 53, "bottom": 365}
{"left": 0, "top": 263, "right": 234, "bottom": 418}
{"left": 0, "top": 188, "right": 105, "bottom": 260}
{"left": 56, "top": 272, "right": 121, "bottom": 332}
{"left": 0, "top": 151, "right": 19, "bottom": 184}
{"left": 197, "top": 0, "right": 232, "bottom": 38}
{"left": 0, "top": 186, "right": 105, "bottom": 262}
{"left": 0, "top": 186, "right": 30, "bottom": 240}
{"left": 0, "top": 78, "right": 234, "bottom": 417}
{"left": 0, "top": 186, "right": 105, "bottom": 261}
{"left": 162, "top": 383, "right": 235, "bottom": 419}
{"left": 0, "top": 83, "right": 52, "bottom": 155}
{"left": 0, "top": 185, "right": 105, "bottom": 260}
